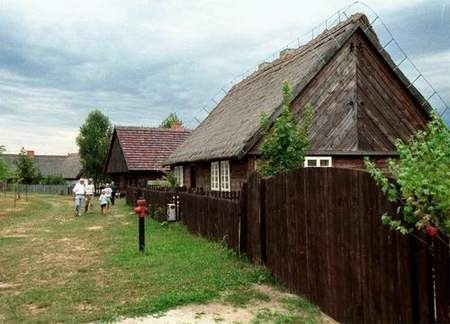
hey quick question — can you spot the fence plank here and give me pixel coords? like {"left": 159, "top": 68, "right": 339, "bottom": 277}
{"left": 245, "top": 172, "right": 263, "bottom": 263}
{"left": 434, "top": 235, "right": 450, "bottom": 323}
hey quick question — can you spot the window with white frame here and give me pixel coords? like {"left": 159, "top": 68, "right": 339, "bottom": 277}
{"left": 304, "top": 156, "right": 332, "bottom": 168}
{"left": 173, "top": 165, "right": 183, "bottom": 187}
{"left": 210, "top": 162, "right": 220, "bottom": 191}
{"left": 220, "top": 161, "right": 230, "bottom": 192}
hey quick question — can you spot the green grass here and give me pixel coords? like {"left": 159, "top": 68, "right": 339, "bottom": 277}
{"left": 252, "top": 297, "right": 320, "bottom": 324}
{"left": 223, "top": 287, "right": 270, "bottom": 307}
{"left": 0, "top": 193, "right": 272, "bottom": 323}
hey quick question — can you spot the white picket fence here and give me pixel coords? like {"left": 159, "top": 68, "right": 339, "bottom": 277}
{"left": 1, "top": 183, "right": 72, "bottom": 195}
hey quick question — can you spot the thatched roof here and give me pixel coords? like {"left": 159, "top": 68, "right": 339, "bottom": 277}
{"left": 2, "top": 153, "right": 81, "bottom": 179}
{"left": 166, "top": 13, "right": 431, "bottom": 164}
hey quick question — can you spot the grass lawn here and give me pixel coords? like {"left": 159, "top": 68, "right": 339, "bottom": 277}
{"left": 0, "top": 193, "right": 320, "bottom": 323}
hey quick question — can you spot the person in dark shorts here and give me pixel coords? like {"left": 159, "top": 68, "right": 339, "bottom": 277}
{"left": 99, "top": 189, "right": 108, "bottom": 215}
{"left": 110, "top": 181, "right": 117, "bottom": 206}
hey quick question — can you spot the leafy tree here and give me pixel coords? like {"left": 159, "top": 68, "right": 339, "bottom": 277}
{"left": 365, "top": 112, "right": 450, "bottom": 237}
{"left": 0, "top": 145, "right": 11, "bottom": 180}
{"left": 258, "top": 81, "right": 314, "bottom": 176}
{"left": 76, "top": 110, "right": 113, "bottom": 183}
{"left": 15, "top": 148, "right": 40, "bottom": 184}
{"left": 160, "top": 113, "right": 182, "bottom": 128}
{"left": 162, "top": 170, "right": 179, "bottom": 189}
{"left": 40, "top": 175, "right": 67, "bottom": 185}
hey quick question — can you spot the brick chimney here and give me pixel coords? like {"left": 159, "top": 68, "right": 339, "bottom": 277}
{"left": 171, "top": 121, "right": 183, "bottom": 130}
{"left": 26, "top": 150, "right": 35, "bottom": 157}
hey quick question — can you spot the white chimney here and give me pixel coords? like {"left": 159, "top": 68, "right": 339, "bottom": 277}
{"left": 279, "top": 48, "right": 296, "bottom": 59}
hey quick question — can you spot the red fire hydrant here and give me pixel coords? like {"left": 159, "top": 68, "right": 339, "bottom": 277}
{"left": 134, "top": 198, "right": 148, "bottom": 251}
{"left": 134, "top": 198, "right": 148, "bottom": 218}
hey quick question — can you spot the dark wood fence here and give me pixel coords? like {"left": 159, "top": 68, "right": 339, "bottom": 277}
{"left": 126, "top": 168, "right": 450, "bottom": 323}
{"left": 179, "top": 192, "right": 241, "bottom": 252}
{"left": 126, "top": 187, "right": 177, "bottom": 221}
{"left": 247, "top": 167, "right": 450, "bottom": 323}
{"left": 126, "top": 187, "right": 242, "bottom": 252}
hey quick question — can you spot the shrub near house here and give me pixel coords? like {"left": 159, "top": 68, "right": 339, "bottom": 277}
{"left": 365, "top": 112, "right": 450, "bottom": 236}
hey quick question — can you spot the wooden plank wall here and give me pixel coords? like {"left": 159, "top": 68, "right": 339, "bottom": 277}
{"left": 105, "top": 134, "right": 128, "bottom": 173}
{"left": 260, "top": 167, "right": 448, "bottom": 323}
{"left": 243, "top": 172, "right": 264, "bottom": 263}
{"left": 434, "top": 236, "right": 450, "bottom": 323}
{"left": 179, "top": 192, "right": 241, "bottom": 252}
{"left": 126, "top": 187, "right": 176, "bottom": 221}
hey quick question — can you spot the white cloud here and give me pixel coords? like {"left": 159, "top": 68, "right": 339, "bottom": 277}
{"left": 0, "top": 0, "right": 447, "bottom": 154}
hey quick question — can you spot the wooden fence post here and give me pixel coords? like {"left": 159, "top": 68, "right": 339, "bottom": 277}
{"left": 244, "top": 171, "right": 265, "bottom": 264}
{"left": 434, "top": 236, "right": 450, "bottom": 323}
{"left": 260, "top": 178, "right": 266, "bottom": 264}
{"left": 239, "top": 182, "right": 247, "bottom": 255}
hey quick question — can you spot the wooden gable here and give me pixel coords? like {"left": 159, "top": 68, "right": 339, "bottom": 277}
{"left": 105, "top": 132, "right": 128, "bottom": 173}
{"left": 250, "top": 28, "right": 429, "bottom": 155}
{"left": 290, "top": 31, "right": 359, "bottom": 152}
{"left": 354, "top": 31, "right": 429, "bottom": 151}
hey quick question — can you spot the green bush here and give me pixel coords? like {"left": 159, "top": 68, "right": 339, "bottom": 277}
{"left": 365, "top": 112, "right": 450, "bottom": 236}
{"left": 259, "top": 81, "right": 314, "bottom": 176}
{"left": 40, "top": 175, "right": 67, "bottom": 185}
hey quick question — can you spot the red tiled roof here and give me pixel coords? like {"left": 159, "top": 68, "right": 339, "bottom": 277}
{"left": 115, "top": 126, "right": 191, "bottom": 171}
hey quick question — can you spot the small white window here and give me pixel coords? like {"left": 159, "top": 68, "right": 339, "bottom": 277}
{"left": 211, "top": 162, "right": 220, "bottom": 191}
{"left": 304, "top": 156, "right": 332, "bottom": 168}
{"left": 220, "top": 161, "right": 230, "bottom": 192}
{"left": 174, "top": 166, "right": 183, "bottom": 187}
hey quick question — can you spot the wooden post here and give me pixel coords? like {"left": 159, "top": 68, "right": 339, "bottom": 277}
{"left": 260, "top": 178, "right": 267, "bottom": 264}
{"left": 139, "top": 217, "right": 145, "bottom": 252}
{"left": 239, "top": 182, "right": 248, "bottom": 255}
{"left": 13, "top": 183, "right": 16, "bottom": 208}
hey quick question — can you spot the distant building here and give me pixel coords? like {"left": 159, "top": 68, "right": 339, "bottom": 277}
{"left": 2, "top": 151, "right": 82, "bottom": 184}
{"left": 104, "top": 125, "right": 191, "bottom": 192}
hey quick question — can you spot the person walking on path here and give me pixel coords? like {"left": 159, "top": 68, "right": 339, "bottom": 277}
{"left": 110, "top": 181, "right": 117, "bottom": 206}
{"left": 99, "top": 189, "right": 109, "bottom": 215}
{"left": 72, "top": 178, "right": 86, "bottom": 217}
{"left": 85, "top": 178, "right": 95, "bottom": 213}
{"left": 104, "top": 183, "right": 112, "bottom": 209}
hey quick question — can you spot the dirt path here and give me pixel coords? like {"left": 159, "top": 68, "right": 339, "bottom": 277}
{"left": 117, "top": 285, "right": 336, "bottom": 324}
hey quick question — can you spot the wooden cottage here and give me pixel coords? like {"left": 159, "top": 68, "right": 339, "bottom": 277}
{"left": 165, "top": 13, "right": 431, "bottom": 192}
{"left": 104, "top": 126, "right": 190, "bottom": 192}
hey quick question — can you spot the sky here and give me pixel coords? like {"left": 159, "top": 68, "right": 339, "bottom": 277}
{"left": 0, "top": 0, "right": 449, "bottom": 154}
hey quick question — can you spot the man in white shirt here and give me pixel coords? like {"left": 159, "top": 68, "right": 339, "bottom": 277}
{"left": 72, "top": 178, "right": 86, "bottom": 217}
{"left": 84, "top": 178, "right": 95, "bottom": 213}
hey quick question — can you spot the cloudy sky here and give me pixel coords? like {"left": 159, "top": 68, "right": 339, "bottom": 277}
{"left": 0, "top": 0, "right": 449, "bottom": 154}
